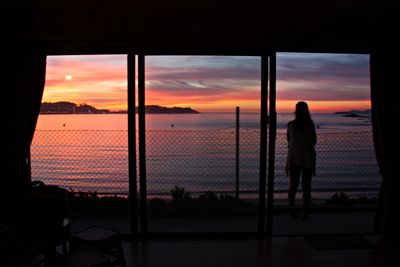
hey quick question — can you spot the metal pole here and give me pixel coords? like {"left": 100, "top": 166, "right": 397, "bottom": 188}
{"left": 235, "top": 106, "right": 240, "bottom": 199}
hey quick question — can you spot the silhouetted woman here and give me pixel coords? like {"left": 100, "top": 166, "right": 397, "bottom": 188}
{"left": 286, "top": 101, "right": 316, "bottom": 220}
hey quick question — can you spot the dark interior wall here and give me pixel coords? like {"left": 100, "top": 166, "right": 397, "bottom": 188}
{"left": 5, "top": 0, "right": 386, "bottom": 54}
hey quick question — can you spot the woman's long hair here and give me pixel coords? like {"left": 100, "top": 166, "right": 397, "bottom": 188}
{"left": 294, "top": 101, "right": 314, "bottom": 129}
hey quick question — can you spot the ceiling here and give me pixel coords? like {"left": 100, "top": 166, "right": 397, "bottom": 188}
{"left": 6, "top": 0, "right": 392, "bottom": 54}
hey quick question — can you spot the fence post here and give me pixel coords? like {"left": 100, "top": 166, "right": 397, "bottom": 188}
{"left": 236, "top": 106, "right": 240, "bottom": 199}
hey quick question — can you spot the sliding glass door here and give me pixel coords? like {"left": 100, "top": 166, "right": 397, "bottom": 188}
{"left": 137, "top": 55, "right": 268, "bottom": 234}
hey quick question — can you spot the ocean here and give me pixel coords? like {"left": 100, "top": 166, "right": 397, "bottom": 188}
{"left": 34, "top": 112, "right": 372, "bottom": 132}
{"left": 31, "top": 113, "right": 379, "bottom": 200}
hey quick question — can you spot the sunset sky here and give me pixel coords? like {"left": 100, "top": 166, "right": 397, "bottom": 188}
{"left": 43, "top": 53, "right": 370, "bottom": 113}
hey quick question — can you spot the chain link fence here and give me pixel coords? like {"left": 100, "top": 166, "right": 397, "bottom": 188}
{"left": 31, "top": 130, "right": 129, "bottom": 195}
{"left": 31, "top": 129, "right": 380, "bottom": 202}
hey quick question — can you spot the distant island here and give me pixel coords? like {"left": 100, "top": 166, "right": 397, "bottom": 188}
{"left": 139, "top": 105, "right": 199, "bottom": 114}
{"left": 40, "top": 101, "right": 199, "bottom": 114}
{"left": 334, "top": 109, "right": 371, "bottom": 117}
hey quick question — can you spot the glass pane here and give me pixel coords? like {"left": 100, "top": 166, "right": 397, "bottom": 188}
{"left": 274, "top": 53, "right": 379, "bottom": 235}
{"left": 31, "top": 55, "right": 130, "bottom": 234}
{"left": 144, "top": 56, "right": 261, "bottom": 233}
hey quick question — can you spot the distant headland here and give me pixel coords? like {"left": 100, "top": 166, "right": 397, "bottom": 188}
{"left": 40, "top": 101, "right": 199, "bottom": 114}
{"left": 334, "top": 109, "right": 371, "bottom": 117}
{"left": 139, "top": 105, "right": 199, "bottom": 114}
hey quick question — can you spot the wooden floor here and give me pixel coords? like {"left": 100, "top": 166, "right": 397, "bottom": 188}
{"left": 121, "top": 235, "right": 399, "bottom": 267}
{"left": 70, "top": 211, "right": 400, "bottom": 267}
{"left": 72, "top": 211, "right": 376, "bottom": 236}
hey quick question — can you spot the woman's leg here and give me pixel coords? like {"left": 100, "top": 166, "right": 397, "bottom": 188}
{"left": 289, "top": 167, "right": 301, "bottom": 218}
{"left": 301, "top": 167, "right": 313, "bottom": 219}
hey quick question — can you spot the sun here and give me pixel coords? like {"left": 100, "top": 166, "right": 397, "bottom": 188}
{"left": 65, "top": 74, "right": 72, "bottom": 80}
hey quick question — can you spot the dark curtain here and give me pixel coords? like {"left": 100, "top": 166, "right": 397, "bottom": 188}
{"left": 2, "top": 41, "right": 46, "bottom": 225}
{"left": 371, "top": 51, "right": 400, "bottom": 241}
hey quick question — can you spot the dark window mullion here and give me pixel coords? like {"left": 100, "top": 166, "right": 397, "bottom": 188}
{"left": 138, "top": 54, "right": 147, "bottom": 234}
{"left": 266, "top": 53, "right": 277, "bottom": 237}
{"left": 258, "top": 54, "right": 269, "bottom": 234}
{"left": 128, "top": 53, "right": 138, "bottom": 236}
